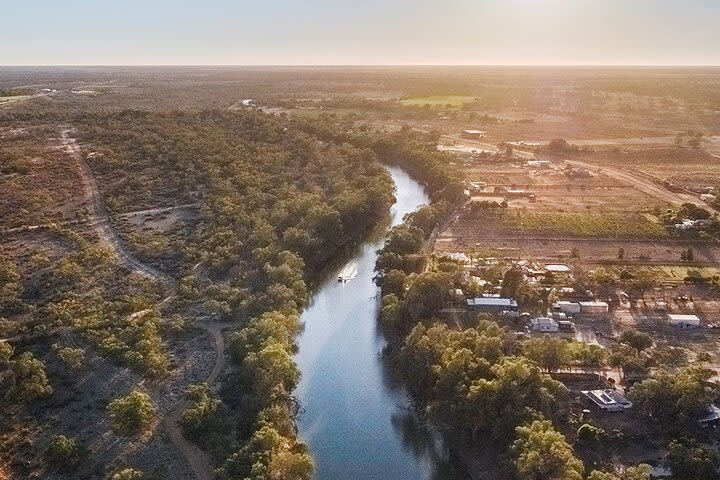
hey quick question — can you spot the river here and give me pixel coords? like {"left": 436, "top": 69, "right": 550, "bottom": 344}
{"left": 295, "top": 166, "right": 452, "bottom": 480}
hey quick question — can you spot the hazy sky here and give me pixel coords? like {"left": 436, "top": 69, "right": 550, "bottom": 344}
{"left": 2, "top": 0, "right": 719, "bottom": 65}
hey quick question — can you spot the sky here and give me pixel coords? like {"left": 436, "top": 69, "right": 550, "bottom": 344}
{"left": 2, "top": 0, "right": 719, "bottom": 65}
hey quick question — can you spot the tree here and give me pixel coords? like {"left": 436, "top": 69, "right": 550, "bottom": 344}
{"left": 608, "top": 344, "right": 649, "bottom": 380}
{"left": 501, "top": 268, "right": 525, "bottom": 298}
{"left": 398, "top": 272, "right": 452, "bottom": 326}
{"left": 0, "top": 341, "right": 13, "bottom": 363}
{"left": 45, "top": 435, "right": 86, "bottom": 473}
{"left": 619, "top": 329, "right": 653, "bottom": 353}
{"left": 576, "top": 423, "right": 604, "bottom": 446}
{"left": 180, "top": 384, "right": 221, "bottom": 442}
{"left": 589, "top": 267, "right": 619, "bottom": 298}
{"left": 681, "top": 247, "right": 695, "bottom": 262}
{"left": 625, "top": 269, "right": 658, "bottom": 300}
{"left": 617, "top": 248, "right": 625, "bottom": 260}
{"left": 666, "top": 437, "right": 719, "bottom": 480}
{"left": 511, "top": 420, "right": 584, "bottom": 480}
{"left": 522, "top": 337, "right": 572, "bottom": 372}
{"left": 587, "top": 465, "right": 652, "bottom": 480}
{"left": 110, "top": 468, "right": 144, "bottom": 480}
{"left": 54, "top": 346, "right": 85, "bottom": 370}
{"left": 629, "top": 367, "right": 716, "bottom": 428}
{"left": 107, "top": 388, "right": 156, "bottom": 436}
{"left": 2, "top": 351, "right": 52, "bottom": 404}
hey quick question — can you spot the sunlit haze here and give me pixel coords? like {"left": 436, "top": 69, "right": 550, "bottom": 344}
{"left": 3, "top": 0, "right": 719, "bottom": 65}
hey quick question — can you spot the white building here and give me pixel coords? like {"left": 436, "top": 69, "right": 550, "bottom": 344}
{"left": 668, "top": 314, "right": 700, "bottom": 328}
{"left": 554, "top": 301, "right": 581, "bottom": 315}
{"left": 579, "top": 301, "right": 609, "bottom": 316}
{"left": 582, "top": 389, "right": 633, "bottom": 412}
{"left": 530, "top": 317, "right": 559, "bottom": 332}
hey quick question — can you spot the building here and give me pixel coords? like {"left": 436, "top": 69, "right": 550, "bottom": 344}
{"left": 699, "top": 405, "right": 720, "bottom": 428}
{"left": 700, "top": 193, "right": 717, "bottom": 203}
{"left": 467, "top": 297, "right": 519, "bottom": 316}
{"left": 554, "top": 301, "right": 581, "bottom": 315}
{"left": 582, "top": 389, "right": 633, "bottom": 412}
{"left": 527, "top": 160, "right": 551, "bottom": 169}
{"left": 545, "top": 264, "right": 571, "bottom": 273}
{"left": 579, "top": 301, "right": 609, "bottom": 316}
{"left": 668, "top": 314, "right": 700, "bottom": 328}
{"left": 460, "top": 129, "right": 485, "bottom": 140}
{"left": 530, "top": 317, "right": 559, "bottom": 332}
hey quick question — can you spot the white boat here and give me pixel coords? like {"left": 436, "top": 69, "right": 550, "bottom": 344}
{"left": 337, "top": 261, "right": 358, "bottom": 282}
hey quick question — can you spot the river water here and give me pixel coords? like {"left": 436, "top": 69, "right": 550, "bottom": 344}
{"left": 295, "top": 166, "right": 444, "bottom": 480}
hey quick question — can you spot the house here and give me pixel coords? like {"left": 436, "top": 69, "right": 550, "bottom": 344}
{"left": 700, "top": 193, "right": 717, "bottom": 203}
{"left": 467, "top": 297, "right": 519, "bottom": 316}
{"left": 530, "top": 317, "right": 559, "bottom": 332}
{"left": 579, "top": 301, "right": 609, "bottom": 316}
{"left": 460, "top": 129, "right": 485, "bottom": 140}
{"left": 582, "top": 389, "right": 633, "bottom": 412}
{"left": 668, "top": 313, "right": 700, "bottom": 328}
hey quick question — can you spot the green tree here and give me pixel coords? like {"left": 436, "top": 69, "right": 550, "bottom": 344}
{"left": 625, "top": 269, "right": 658, "bottom": 300}
{"left": 2, "top": 351, "right": 52, "bottom": 404}
{"left": 511, "top": 420, "right": 584, "bottom": 480}
{"left": 619, "top": 329, "right": 653, "bottom": 353}
{"left": 109, "top": 468, "right": 144, "bottom": 480}
{"left": 523, "top": 337, "right": 572, "bottom": 372}
{"left": 180, "top": 384, "right": 221, "bottom": 442}
{"left": 587, "top": 465, "right": 652, "bottom": 480}
{"left": 629, "top": 367, "right": 716, "bottom": 428}
{"left": 107, "top": 388, "right": 156, "bottom": 436}
{"left": 666, "top": 437, "right": 718, "bottom": 480}
{"left": 45, "top": 435, "right": 86, "bottom": 473}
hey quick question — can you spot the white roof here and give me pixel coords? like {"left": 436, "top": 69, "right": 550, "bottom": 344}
{"left": 668, "top": 314, "right": 700, "bottom": 321}
{"left": 545, "top": 264, "right": 571, "bottom": 272}
{"left": 531, "top": 317, "right": 558, "bottom": 326}
{"left": 462, "top": 129, "right": 485, "bottom": 134}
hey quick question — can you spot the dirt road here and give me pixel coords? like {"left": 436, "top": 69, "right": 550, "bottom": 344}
{"left": 61, "top": 129, "right": 174, "bottom": 286}
{"left": 164, "top": 322, "right": 225, "bottom": 480}
{"left": 61, "top": 128, "right": 221, "bottom": 480}
{"left": 563, "top": 157, "right": 716, "bottom": 213}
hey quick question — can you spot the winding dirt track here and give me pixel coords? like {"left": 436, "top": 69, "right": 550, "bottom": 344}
{"left": 61, "top": 128, "right": 222, "bottom": 480}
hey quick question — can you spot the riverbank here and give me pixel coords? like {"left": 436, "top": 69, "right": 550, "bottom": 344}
{"left": 295, "top": 167, "right": 439, "bottom": 480}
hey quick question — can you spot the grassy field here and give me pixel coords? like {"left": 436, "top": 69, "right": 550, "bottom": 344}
{"left": 400, "top": 95, "right": 476, "bottom": 107}
{"left": 498, "top": 210, "right": 669, "bottom": 238}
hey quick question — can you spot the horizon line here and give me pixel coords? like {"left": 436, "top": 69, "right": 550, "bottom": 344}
{"left": 2, "top": 64, "right": 720, "bottom": 68}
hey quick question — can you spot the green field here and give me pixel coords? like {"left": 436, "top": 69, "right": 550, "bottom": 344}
{"left": 400, "top": 95, "right": 476, "bottom": 107}
{"left": 498, "top": 211, "right": 669, "bottom": 238}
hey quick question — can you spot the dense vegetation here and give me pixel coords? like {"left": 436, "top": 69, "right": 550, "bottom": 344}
{"left": 72, "top": 110, "right": 403, "bottom": 479}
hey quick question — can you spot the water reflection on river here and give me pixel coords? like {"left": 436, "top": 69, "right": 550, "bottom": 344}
{"left": 295, "top": 167, "right": 462, "bottom": 480}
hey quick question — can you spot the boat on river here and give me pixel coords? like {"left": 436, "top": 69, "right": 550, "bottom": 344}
{"left": 337, "top": 261, "right": 358, "bottom": 282}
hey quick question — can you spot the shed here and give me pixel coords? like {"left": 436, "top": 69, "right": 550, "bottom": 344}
{"left": 467, "top": 297, "right": 519, "bottom": 317}
{"left": 460, "top": 129, "right": 485, "bottom": 140}
{"left": 582, "top": 389, "right": 633, "bottom": 412}
{"left": 554, "top": 301, "right": 581, "bottom": 315}
{"left": 579, "top": 301, "right": 609, "bottom": 316}
{"left": 668, "top": 314, "right": 700, "bottom": 328}
{"left": 530, "top": 317, "right": 559, "bottom": 332}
